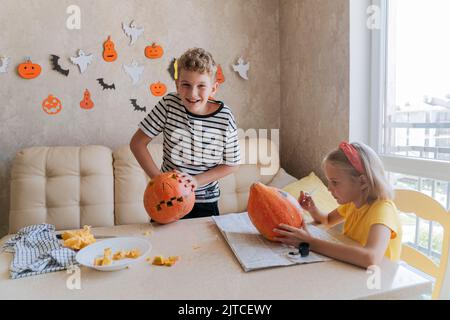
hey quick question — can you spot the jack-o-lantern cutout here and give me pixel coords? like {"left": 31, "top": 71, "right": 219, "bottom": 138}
{"left": 80, "top": 89, "right": 94, "bottom": 110}
{"left": 102, "top": 36, "right": 118, "bottom": 62}
{"left": 145, "top": 43, "right": 164, "bottom": 59}
{"left": 42, "top": 95, "right": 62, "bottom": 115}
{"left": 17, "top": 58, "right": 42, "bottom": 79}
{"left": 150, "top": 82, "right": 167, "bottom": 97}
{"left": 144, "top": 172, "right": 196, "bottom": 224}
{"left": 216, "top": 65, "right": 225, "bottom": 84}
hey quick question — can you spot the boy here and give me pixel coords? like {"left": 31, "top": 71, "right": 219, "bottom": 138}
{"left": 130, "top": 48, "right": 240, "bottom": 219}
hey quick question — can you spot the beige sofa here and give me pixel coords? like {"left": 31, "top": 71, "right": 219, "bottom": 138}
{"left": 8, "top": 138, "right": 298, "bottom": 234}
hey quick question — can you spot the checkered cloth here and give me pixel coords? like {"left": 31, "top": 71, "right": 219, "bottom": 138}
{"left": 2, "top": 224, "right": 77, "bottom": 279}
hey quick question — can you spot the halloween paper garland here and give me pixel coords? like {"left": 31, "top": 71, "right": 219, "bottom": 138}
{"left": 123, "top": 60, "right": 144, "bottom": 85}
{"left": 80, "top": 89, "right": 94, "bottom": 109}
{"left": 42, "top": 94, "right": 62, "bottom": 115}
{"left": 102, "top": 36, "right": 118, "bottom": 62}
{"left": 17, "top": 58, "right": 42, "bottom": 79}
{"left": 232, "top": 57, "right": 250, "bottom": 80}
{"left": 130, "top": 99, "right": 146, "bottom": 112}
{"left": 122, "top": 21, "right": 144, "bottom": 46}
{"left": 50, "top": 55, "right": 70, "bottom": 76}
{"left": 0, "top": 56, "right": 10, "bottom": 74}
{"left": 97, "top": 78, "right": 116, "bottom": 90}
{"left": 150, "top": 82, "right": 167, "bottom": 97}
{"left": 70, "top": 49, "right": 94, "bottom": 73}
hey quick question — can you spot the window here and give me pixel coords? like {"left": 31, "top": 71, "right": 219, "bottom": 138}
{"left": 371, "top": 0, "right": 450, "bottom": 261}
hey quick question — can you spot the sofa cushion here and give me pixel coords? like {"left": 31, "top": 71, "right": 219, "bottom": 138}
{"left": 9, "top": 146, "right": 114, "bottom": 233}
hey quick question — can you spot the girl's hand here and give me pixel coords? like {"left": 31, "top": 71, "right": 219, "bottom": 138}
{"left": 174, "top": 170, "right": 198, "bottom": 191}
{"left": 298, "top": 191, "right": 318, "bottom": 212}
{"left": 272, "top": 221, "right": 313, "bottom": 247}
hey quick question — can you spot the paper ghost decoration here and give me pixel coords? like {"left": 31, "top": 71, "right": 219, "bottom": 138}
{"left": 70, "top": 49, "right": 94, "bottom": 73}
{"left": 123, "top": 60, "right": 144, "bottom": 85}
{"left": 122, "top": 21, "right": 144, "bottom": 46}
{"left": 0, "top": 56, "right": 10, "bottom": 73}
{"left": 232, "top": 57, "right": 250, "bottom": 80}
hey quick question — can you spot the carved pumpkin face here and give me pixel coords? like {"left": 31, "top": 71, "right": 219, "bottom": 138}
{"left": 42, "top": 95, "right": 62, "bottom": 115}
{"left": 247, "top": 183, "right": 303, "bottom": 241}
{"left": 150, "top": 82, "right": 167, "bottom": 96}
{"left": 80, "top": 89, "right": 94, "bottom": 110}
{"left": 144, "top": 172, "right": 196, "bottom": 224}
{"left": 145, "top": 43, "right": 164, "bottom": 59}
{"left": 17, "top": 59, "right": 41, "bottom": 79}
{"left": 216, "top": 65, "right": 225, "bottom": 84}
{"left": 102, "top": 36, "right": 118, "bottom": 62}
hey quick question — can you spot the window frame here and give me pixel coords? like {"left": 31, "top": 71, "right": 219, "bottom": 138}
{"left": 370, "top": 0, "right": 450, "bottom": 182}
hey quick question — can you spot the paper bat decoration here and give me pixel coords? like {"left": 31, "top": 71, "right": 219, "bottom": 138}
{"left": 97, "top": 78, "right": 116, "bottom": 90}
{"left": 0, "top": 56, "right": 10, "bottom": 73}
{"left": 70, "top": 49, "right": 94, "bottom": 73}
{"left": 168, "top": 58, "right": 178, "bottom": 80}
{"left": 130, "top": 99, "right": 147, "bottom": 112}
{"left": 50, "top": 55, "right": 70, "bottom": 76}
{"left": 122, "top": 21, "right": 144, "bottom": 46}
{"left": 232, "top": 57, "right": 250, "bottom": 80}
{"left": 123, "top": 60, "right": 144, "bottom": 85}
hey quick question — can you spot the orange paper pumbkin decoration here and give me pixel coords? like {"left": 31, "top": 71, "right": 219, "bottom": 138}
{"left": 150, "top": 82, "right": 167, "bottom": 97}
{"left": 17, "top": 59, "right": 42, "bottom": 79}
{"left": 80, "top": 89, "right": 94, "bottom": 110}
{"left": 143, "top": 172, "right": 196, "bottom": 224}
{"left": 145, "top": 43, "right": 164, "bottom": 59}
{"left": 42, "top": 95, "right": 62, "bottom": 115}
{"left": 247, "top": 183, "right": 303, "bottom": 241}
{"left": 102, "top": 36, "right": 118, "bottom": 62}
{"left": 216, "top": 65, "right": 225, "bottom": 84}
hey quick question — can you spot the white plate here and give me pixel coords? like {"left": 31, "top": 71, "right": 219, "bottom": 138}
{"left": 76, "top": 237, "right": 152, "bottom": 271}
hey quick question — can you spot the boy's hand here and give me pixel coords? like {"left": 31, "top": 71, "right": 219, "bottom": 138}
{"left": 298, "top": 191, "right": 317, "bottom": 212}
{"left": 174, "top": 170, "right": 198, "bottom": 191}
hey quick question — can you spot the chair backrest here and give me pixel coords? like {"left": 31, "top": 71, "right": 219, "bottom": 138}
{"left": 394, "top": 189, "right": 450, "bottom": 299}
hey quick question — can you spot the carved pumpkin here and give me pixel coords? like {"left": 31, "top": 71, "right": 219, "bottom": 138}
{"left": 102, "top": 36, "right": 118, "bottom": 62}
{"left": 42, "top": 95, "right": 62, "bottom": 115}
{"left": 216, "top": 65, "right": 225, "bottom": 84}
{"left": 144, "top": 172, "right": 196, "bottom": 224}
{"left": 80, "top": 89, "right": 94, "bottom": 109}
{"left": 17, "top": 59, "right": 41, "bottom": 79}
{"left": 150, "top": 81, "right": 167, "bottom": 97}
{"left": 145, "top": 43, "right": 164, "bottom": 59}
{"left": 247, "top": 183, "right": 303, "bottom": 241}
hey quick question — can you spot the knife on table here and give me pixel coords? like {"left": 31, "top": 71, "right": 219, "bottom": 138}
{"left": 56, "top": 234, "right": 116, "bottom": 240}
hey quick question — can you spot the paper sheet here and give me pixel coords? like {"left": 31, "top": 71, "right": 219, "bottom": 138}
{"left": 213, "top": 212, "right": 341, "bottom": 272}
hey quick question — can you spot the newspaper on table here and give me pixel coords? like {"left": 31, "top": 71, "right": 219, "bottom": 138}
{"left": 212, "top": 212, "right": 341, "bottom": 272}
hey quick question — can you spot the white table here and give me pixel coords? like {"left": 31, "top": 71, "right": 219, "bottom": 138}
{"left": 0, "top": 217, "right": 432, "bottom": 300}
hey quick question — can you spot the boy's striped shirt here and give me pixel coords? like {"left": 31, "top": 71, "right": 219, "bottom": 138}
{"left": 139, "top": 92, "right": 240, "bottom": 203}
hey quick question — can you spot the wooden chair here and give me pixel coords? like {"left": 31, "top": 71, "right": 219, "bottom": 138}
{"left": 394, "top": 189, "right": 450, "bottom": 299}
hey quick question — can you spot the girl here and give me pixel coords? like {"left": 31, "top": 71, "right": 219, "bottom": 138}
{"left": 273, "top": 142, "right": 402, "bottom": 268}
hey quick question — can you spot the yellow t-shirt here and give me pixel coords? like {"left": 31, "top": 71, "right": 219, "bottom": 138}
{"left": 337, "top": 200, "right": 402, "bottom": 260}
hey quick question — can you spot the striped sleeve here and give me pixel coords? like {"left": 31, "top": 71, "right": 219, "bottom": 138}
{"left": 138, "top": 97, "right": 168, "bottom": 138}
{"left": 223, "top": 115, "right": 241, "bottom": 166}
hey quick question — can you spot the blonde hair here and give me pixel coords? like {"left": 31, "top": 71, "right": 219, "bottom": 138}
{"left": 323, "top": 142, "right": 393, "bottom": 203}
{"left": 177, "top": 48, "right": 217, "bottom": 79}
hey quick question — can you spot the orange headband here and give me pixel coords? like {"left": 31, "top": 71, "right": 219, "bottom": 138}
{"left": 339, "top": 142, "right": 365, "bottom": 174}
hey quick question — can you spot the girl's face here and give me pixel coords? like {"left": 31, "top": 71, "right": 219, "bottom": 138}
{"left": 324, "top": 162, "right": 366, "bottom": 205}
{"left": 176, "top": 69, "right": 218, "bottom": 115}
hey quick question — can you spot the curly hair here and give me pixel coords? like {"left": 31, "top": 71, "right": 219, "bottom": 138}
{"left": 177, "top": 48, "right": 217, "bottom": 79}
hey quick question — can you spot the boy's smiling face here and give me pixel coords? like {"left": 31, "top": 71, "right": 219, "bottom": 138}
{"left": 176, "top": 69, "right": 218, "bottom": 115}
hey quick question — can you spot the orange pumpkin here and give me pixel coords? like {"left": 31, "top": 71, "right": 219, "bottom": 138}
{"left": 17, "top": 59, "right": 41, "bottom": 79}
{"left": 80, "top": 89, "right": 94, "bottom": 110}
{"left": 42, "top": 95, "right": 62, "bottom": 115}
{"left": 216, "top": 65, "right": 225, "bottom": 84}
{"left": 150, "top": 81, "right": 167, "bottom": 96}
{"left": 145, "top": 43, "right": 164, "bottom": 59}
{"left": 144, "top": 172, "right": 196, "bottom": 224}
{"left": 247, "top": 183, "right": 303, "bottom": 241}
{"left": 102, "top": 36, "right": 118, "bottom": 62}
